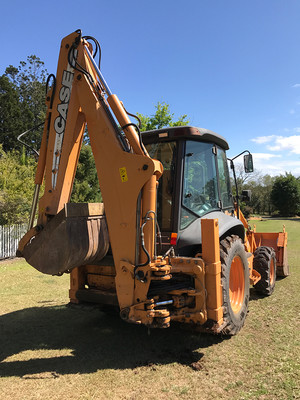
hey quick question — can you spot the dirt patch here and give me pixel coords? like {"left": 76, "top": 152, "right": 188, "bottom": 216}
{"left": 22, "top": 371, "right": 60, "bottom": 380}
{"left": 0, "top": 257, "right": 23, "bottom": 265}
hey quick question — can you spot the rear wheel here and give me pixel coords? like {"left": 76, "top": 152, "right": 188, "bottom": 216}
{"left": 220, "top": 235, "right": 250, "bottom": 335}
{"left": 253, "top": 246, "right": 276, "bottom": 296}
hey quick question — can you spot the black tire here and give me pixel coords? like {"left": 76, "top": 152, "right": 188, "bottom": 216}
{"left": 253, "top": 246, "right": 276, "bottom": 296}
{"left": 220, "top": 235, "right": 250, "bottom": 335}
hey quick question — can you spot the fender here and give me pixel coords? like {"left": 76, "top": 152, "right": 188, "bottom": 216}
{"left": 177, "top": 211, "right": 245, "bottom": 256}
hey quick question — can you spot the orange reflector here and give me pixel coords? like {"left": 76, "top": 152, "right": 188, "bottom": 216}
{"left": 170, "top": 233, "right": 177, "bottom": 246}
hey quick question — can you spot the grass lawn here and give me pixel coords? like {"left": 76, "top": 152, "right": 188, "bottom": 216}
{"left": 0, "top": 218, "right": 299, "bottom": 400}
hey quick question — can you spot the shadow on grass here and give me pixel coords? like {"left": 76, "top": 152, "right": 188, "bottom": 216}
{"left": 249, "top": 274, "right": 289, "bottom": 302}
{"left": 249, "top": 287, "right": 265, "bottom": 301}
{"left": 0, "top": 305, "right": 224, "bottom": 377}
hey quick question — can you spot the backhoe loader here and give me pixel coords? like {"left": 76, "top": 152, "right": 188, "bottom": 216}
{"left": 17, "top": 30, "right": 289, "bottom": 335}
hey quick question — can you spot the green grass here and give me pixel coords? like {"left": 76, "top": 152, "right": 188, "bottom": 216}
{"left": 0, "top": 218, "right": 299, "bottom": 400}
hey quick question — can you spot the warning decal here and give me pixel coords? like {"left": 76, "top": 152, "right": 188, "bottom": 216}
{"left": 119, "top": 167, "right": 128, "bottom": 183}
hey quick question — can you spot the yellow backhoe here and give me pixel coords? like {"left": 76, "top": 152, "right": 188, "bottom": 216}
{"left": 17, "top": 30, "right": 289, "bottom": 335}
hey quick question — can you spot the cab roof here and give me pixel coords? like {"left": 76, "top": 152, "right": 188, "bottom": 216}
{"left": 141, "top": 126, "right": 229, "bottom": 150}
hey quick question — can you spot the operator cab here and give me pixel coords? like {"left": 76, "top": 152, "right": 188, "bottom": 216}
{"left": 142, "top": 126, "right": 245, "bottom": 256}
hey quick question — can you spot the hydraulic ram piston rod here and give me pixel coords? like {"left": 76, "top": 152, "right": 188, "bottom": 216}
{"left": 84, "top": 45, "right": 112, "bottom": 96}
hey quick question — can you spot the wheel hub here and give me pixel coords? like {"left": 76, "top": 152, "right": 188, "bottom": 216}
{"left": 229, "top": 256, "right": 245, "bottom": 314}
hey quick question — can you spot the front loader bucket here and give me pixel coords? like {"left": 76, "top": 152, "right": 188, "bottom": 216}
{"left": 253, "top": 230, "right": 289, "bottom": 277}
{"left": 20, "top": 203, "right": 110, "bottom": 275}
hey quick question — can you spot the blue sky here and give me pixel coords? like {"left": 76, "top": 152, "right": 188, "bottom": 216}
{"left": 1, "top": 0, "right": 300, "bottom": 176}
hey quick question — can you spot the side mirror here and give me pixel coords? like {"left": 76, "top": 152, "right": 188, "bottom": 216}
{"left": 244, "top": 154, "right": 253, "bottom": 173}
{"left": 241, "top": 189, "right": 251, "bottom": 202}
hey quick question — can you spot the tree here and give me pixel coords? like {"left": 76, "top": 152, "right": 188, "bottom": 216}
{"left": 259, "top": 174, "right": 276, "bottom": 215}
{"left": 1, "top": 55, "right": 48, "bottom": 152}
{"left": 230, "top": 163, "right": 258, "bottom": 216}
{"left": 0, "top": 145, "right": 36, "bottom": 224}
{"left": 271, "top": 173, "right": 300, "bottom": 216}
{"left": 0, "top": 75, "right": 23, "bottom": 152}
{"left": 71, "top": 145, "right": 102, "bottom": 203}
{"left": 242, "top": 174, "right": 276, "bottom": 215}
{"left": 230, "top": 163, "right": 259, "bottom": 196}
{"left": 137, "top": 102, "right": 189, "bottom": 131}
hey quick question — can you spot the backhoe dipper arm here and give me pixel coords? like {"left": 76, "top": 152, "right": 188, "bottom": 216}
{"left": 19, "top": 31, "right": 162, "bottom": 308}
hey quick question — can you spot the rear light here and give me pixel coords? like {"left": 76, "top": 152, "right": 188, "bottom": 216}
{"left": 170, "top": 232, "right": 177, "bottom": 246}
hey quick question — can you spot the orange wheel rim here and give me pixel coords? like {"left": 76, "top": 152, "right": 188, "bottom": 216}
{"left": 270, "top": 258, "right": 275, "bottom": 285}
{"left": 229, "top": 256, "right": 245, "bottom": 314}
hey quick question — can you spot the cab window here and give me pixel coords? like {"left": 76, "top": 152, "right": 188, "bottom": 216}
{"left": 181, "top": 141, "right": 219, "bottom": 228}
{"left": 146, "top": 141, "right": 176, "bottom": 230}
{"left": 216, "top": 147, "right": 233, "bottom": 209}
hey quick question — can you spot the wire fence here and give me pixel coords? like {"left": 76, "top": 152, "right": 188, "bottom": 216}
{"left": 0, "top": 224, "right": 27, "bottom": 260}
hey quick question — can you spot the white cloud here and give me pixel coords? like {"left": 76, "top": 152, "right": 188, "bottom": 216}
{"left": 251, "top": 155, "right": 300, "bottom": 176}
{"left": 252, "top": 153, "right": 282, "bottom": 160}
{"left": 250, "top": 133, "right": 300, "bottom": 175}
{"left": 252, "top": 134, "right": 300, "bottom": 154}
{"left": 290, "top": 109, "right": 296, "bottom": 114}
{"left": 283, "top": 127, "right": 300, "bottom": 133}
{"left": 292, "top": 83, "right": 300, "bottom": 88}
{"left": 269, "top": 135, "right": 300, "bottom": 154}
{"left": 251, "top": 135, "right": 276, "bottom": 144}
{"left": 267, "top": 145, "right": 281, "bottom": 151}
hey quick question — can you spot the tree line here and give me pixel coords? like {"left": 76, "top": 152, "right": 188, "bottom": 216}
{"left": 233, "top": 166, "right": 300, "bottom": 218}
{"left": 0, "top": 56, "right": 299, "bottom": 224}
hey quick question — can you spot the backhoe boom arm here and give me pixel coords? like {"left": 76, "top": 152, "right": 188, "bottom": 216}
{"left": 19, "top": 31, "right": 162, "bottom": 309}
